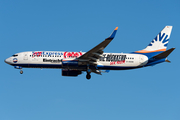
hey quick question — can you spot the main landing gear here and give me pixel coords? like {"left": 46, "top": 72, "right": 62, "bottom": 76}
{"left": 86, "top": 73, "right": 91, "bottom": 80}
{"left": 86, "top": 65, "right": 91, "bottom": 80}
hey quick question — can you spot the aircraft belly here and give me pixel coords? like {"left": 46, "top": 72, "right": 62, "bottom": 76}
{"left": 21, "top": 63, "right": 62, "bottom": 68}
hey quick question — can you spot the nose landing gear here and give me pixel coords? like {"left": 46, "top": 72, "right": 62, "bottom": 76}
{"left": 14, "top": 66, "right": 23, "bottom": 74}
{"left": 20, "top": 69, "right": 23, "bottom": 74}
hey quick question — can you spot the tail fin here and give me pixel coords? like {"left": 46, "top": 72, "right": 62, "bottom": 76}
{"left": 136, "top": 26, "right": 173, "bottom": 53}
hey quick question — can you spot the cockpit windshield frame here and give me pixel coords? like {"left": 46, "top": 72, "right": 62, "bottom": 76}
{"left": 12, "top": 54, "right": 18, "bottom": 57}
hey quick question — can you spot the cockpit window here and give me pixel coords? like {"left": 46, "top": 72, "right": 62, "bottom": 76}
{"left": 12, "top": 54, "right": 18, "bottom": 57}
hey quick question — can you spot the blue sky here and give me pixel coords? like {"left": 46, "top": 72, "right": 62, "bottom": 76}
{"left": 1, "top": 0, "right": 180, "bottom": 120}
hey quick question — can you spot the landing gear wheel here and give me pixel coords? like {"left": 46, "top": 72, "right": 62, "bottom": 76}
{"left": 20, "top": 70, "right": 23, "bottom": 74}
{"left": 86, "top": 73, "right": 91, "bottom": 80}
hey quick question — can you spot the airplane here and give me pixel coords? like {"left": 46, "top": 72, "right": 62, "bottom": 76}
{"left": 4, "top": 26, "right": 175, "bottom": 80}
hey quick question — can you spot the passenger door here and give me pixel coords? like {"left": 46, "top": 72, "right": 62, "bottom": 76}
{"left": 24, "top": 53, "right": 28, "bottom": 60}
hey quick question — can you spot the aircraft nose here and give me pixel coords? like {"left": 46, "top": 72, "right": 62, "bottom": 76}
{"left": 4, "top": 58, "right": 11, "bottom": 64}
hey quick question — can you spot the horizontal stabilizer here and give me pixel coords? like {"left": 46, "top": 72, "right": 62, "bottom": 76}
{"left": 101, "top": 70, "right": 110, "bottom": 73}
{"left": 153, "top": 48, "right": 175, "bottom": 59}
{"left": 165, "top": 59, "right": 171, "bottom": 63}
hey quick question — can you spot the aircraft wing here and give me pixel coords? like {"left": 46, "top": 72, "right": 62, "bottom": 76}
{"left": 77, "top": 27, "right": 118, "bottom": 65}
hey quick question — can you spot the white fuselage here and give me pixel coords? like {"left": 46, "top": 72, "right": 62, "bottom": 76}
{"left": 5, "top": 51, "right": 149, "bottom": 70}
{"left": 4, "top": 26, "right": 174, "bottom": 79}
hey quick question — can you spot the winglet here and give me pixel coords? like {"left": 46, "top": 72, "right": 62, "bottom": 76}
{"left": 106, "top": 27, "right": 118, "bottom": 40}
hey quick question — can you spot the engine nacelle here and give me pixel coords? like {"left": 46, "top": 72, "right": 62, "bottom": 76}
{"left": 62, "top": 60, "right": 79, "bottom": 68}
{"left": 62, "top": 69, "right": 82, "bottom": 76}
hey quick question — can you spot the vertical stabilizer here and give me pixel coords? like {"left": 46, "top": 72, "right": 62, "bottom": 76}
{"left": 136, "top": 26, "right": 173, "bottom": 53}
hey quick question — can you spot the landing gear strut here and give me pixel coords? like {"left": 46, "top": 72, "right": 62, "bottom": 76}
{"left": 86, "top": 65, "right": 91, "bottom": 80}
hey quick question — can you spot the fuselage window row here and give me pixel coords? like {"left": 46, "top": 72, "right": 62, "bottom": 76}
{"left": 30, "top": 55, "right": 61, "bottom": 57}
{"left": 29, "top": 54, "right": 134, "bottom": 59}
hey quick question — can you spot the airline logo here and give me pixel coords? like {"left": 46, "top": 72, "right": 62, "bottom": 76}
{"left": 99, "top": 54, "right": 126, "bottom": 62}
{"left": 110, "top": 60, "right": 125, "bottom": 65}
{"left": 32, "top": 51, "right": 82, "bottom": 58}
{"left": 64, "top": 52, "right": 82, "bottom": 58}
{"left": 148, "top": 33, "right": 169, "bottom": 47}
{"left": 43, "top": 59, "right": 61, "bottom": 63}
{"left": 32, "top": 52, "right": 42, "bottom": 57}
{"left": 32, "top": 51, "right": 63, "bottom": 57}
{"left": 99, "top": 54, "right": 126, "bottom": 65}
{"left": 13, "top": 58, "right": 18, "bottom": 63}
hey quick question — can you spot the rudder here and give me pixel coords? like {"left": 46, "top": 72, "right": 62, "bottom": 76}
{"left": 136, "top": 26, "right": 173, "bottom": 53}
